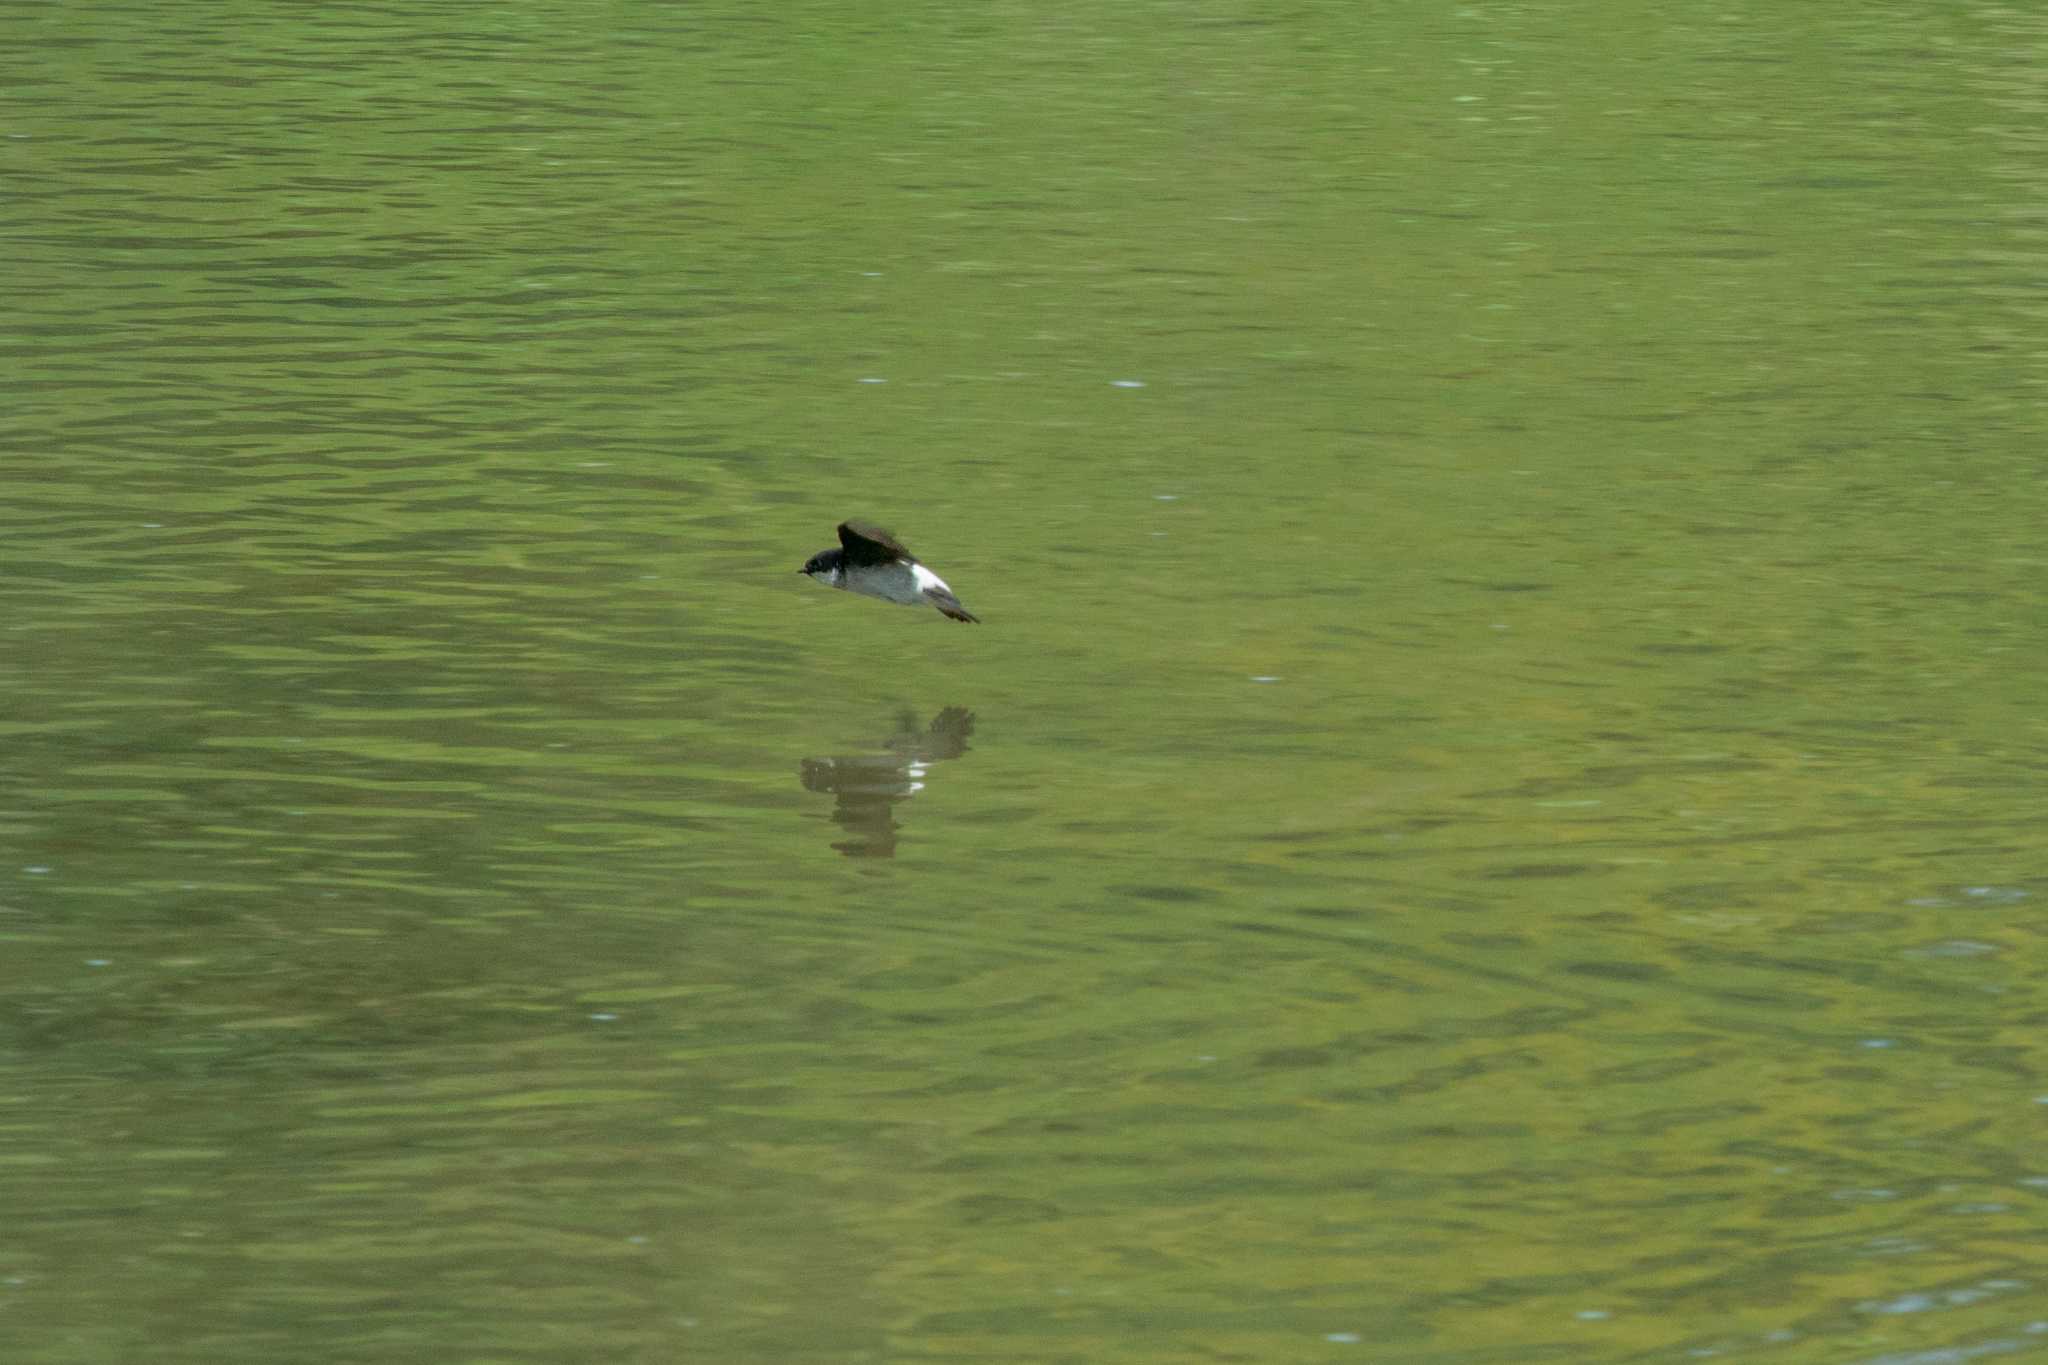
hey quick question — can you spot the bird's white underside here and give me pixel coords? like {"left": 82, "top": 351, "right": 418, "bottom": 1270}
{"left": 826, "top": 561, "right": 954, "bottom": 608}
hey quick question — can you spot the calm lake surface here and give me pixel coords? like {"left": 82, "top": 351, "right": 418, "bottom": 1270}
{"left": 6, "top": 3, "right": 2047, "bottom": 1361}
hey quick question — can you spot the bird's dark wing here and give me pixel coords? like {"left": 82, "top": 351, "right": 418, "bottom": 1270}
{"left": 838, "top": 521, "right": 913, "bottom": 566}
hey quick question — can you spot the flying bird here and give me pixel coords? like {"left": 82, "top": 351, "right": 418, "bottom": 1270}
{"left": 798, "top": 521, "right": 980, "bottom": 622}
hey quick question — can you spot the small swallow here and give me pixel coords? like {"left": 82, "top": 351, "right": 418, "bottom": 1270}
{"left": 798, "top": 521, "right": 980, "bottom": 623}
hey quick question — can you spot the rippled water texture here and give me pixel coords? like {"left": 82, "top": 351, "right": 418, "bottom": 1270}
{"left": 6, "top": 2, "right": 2047, "bottom": 1361}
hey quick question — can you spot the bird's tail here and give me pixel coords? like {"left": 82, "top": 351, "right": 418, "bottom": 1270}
{"left": 926, "top": 589, "right": 980, "bottom": 623}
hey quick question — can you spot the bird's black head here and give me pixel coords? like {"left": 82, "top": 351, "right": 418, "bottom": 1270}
{"left": 798, "top": 548, "right": 843, "bottom": 577}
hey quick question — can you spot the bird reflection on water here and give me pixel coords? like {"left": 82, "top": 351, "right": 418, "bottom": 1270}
{"left": 799, "top": 707, "right": 975, "bottom": 858}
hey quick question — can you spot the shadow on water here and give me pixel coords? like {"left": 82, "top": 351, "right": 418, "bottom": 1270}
{"left": 799, "top": 707, "right": 975, "bottom": 858}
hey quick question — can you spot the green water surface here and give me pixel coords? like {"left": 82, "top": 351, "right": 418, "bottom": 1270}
{"left": 5, "top": 2, "right": 2046, "bottom": 1361}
